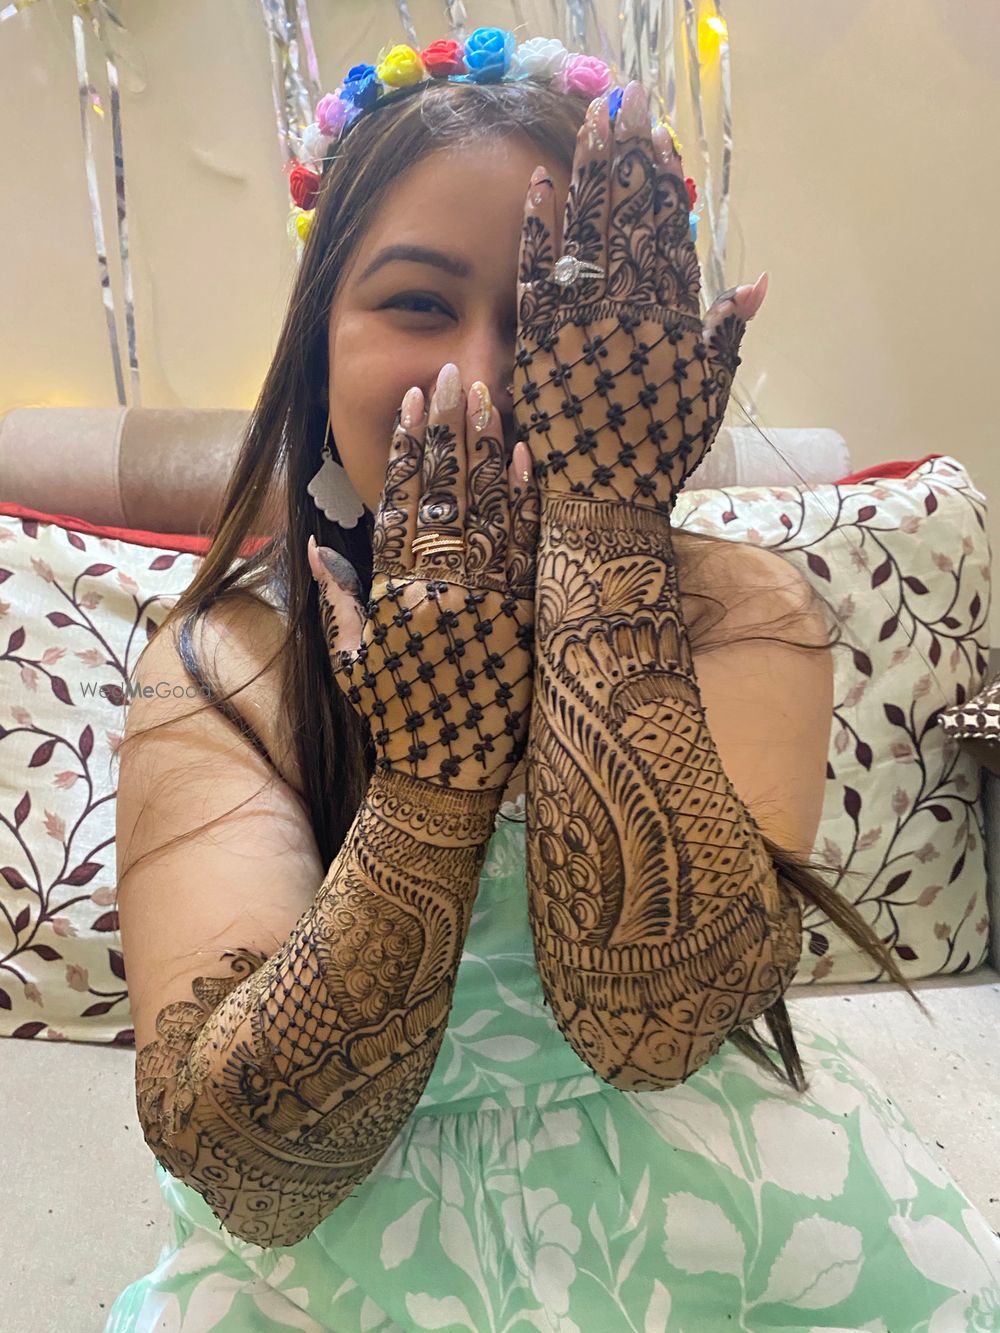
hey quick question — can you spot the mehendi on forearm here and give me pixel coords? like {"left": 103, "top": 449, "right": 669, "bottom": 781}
{"left": 525, "top": 495, "right": 802, "bottom": 1091}
{"left": 135, "top": 769, "right": 500, "bottom": 1249}
{"left": 510, "top": 86, "right": 795, "bottom": 1090}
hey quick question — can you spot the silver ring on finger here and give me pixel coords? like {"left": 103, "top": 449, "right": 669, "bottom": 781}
{"left": 552, "top": 255, "right": 606, "bottom": 287}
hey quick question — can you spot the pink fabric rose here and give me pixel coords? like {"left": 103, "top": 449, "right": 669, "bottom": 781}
{"left": 555, "top": 54, "right": 612, "bottom": 99}
{"left": 316, "top": 91, "right": 355, "bottom": 139}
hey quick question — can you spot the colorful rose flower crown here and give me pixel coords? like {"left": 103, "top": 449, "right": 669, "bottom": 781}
{"left": 285, "top": 27, "right": 699, "bottom": 258}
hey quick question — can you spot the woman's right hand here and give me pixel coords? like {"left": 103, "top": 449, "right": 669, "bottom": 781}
{"left": 308, "top": 365, "right": 540, "bottom": 793}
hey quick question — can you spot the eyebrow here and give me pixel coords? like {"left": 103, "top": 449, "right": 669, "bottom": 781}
{"left": 356, "top": 244, "right": 472, "bottom": 284}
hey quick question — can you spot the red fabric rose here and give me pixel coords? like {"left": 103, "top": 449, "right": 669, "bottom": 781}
{"left": 685, "top": 177, "right": 698, "bottom": 209}
{"left": 289, "top": 163, "right": 322, "bottom": 210}
{"left": 421, "top": 39, "right": 465, "bottom": 77}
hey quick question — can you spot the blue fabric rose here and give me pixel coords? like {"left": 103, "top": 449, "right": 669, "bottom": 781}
{"left": 341, "top": 62, "right": 380, "bottom": 110}
{"left": 462, "top": 27, "right": 516, "bottom": 83}
{"left": 608, "top": 86, "right": 624, "bottom": 122}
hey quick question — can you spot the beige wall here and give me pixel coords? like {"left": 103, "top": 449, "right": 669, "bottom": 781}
{"left": 2, "top": 0, "right": 997, "bottom": 633}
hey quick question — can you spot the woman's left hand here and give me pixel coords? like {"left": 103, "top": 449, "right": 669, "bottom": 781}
{"left": 513, "top": 79, "right": 767, "bottom": 516}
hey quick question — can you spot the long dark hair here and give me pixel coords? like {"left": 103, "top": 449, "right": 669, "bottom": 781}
{"left": 115, "top": 79, "right": 912, "bottom": 1091}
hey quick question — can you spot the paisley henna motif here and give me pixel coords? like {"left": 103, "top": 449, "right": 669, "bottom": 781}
{"left": 134, "top": 376, "right": 540, "bottom": 1246}
{"left": 517, "top": 86, "right": 800, "bottom": 1089}
{"left": 526, "top": 498, "right": 802, "bottom": 1091}
{"left": 135, "top": 772, "right": 501, "bottom": 1248}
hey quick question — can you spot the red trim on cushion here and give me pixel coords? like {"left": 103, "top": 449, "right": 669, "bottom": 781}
{"left": 833, "top": 453, "right": 944, "bottom": 485}
{"left": 0, "top": 501, "right": 272, "bottom": 557}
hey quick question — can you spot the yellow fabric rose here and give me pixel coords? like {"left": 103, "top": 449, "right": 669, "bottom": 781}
{"left": 376, "top": 44, "right": 426, "bottom": 88}
{"left": 296, "top": 212, "right": 313, "bottom": 244}
{"left": 658, "top": 118, "right": 684, "bottom": 158}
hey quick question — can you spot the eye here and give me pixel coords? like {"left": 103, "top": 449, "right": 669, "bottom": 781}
{"left": 385, "top": 293, "right": 453, "bottom": 318}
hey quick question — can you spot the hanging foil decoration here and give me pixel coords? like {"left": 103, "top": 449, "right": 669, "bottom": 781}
{"left": 661, "top": 0, "right": 678, "bottom": 126}
{"left": 393, "top": 0, "right": 419, "bottom": 48}
{"left": 563, "top": 0, "right": 588, "bottom": 50}
{"left": 680, "top": 0, "right": 731, "bottom": 307}
{"left": 442, "top": 1, "right": 469, "bottom": 41}
{"left": 260, "top": 0, "right": 324, "bottom": 169}
{"left": 621, "top": 0, "right": 661, "bottom": 94}
{"left": 4, "top": 0, "right": 144, "bottom": 406}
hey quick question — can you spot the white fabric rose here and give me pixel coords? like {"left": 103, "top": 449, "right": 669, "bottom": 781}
{"left": 301, "top": 122, "right": 332, "bottom": 163}
{"left": 508, "top": 37, "right": 569, "bottom": 81}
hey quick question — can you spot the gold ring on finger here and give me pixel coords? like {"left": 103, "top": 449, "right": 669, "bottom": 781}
{"left": 411, "top": 535, "right": 465, "bottom": 556}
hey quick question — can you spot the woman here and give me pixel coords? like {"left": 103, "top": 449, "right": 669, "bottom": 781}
{"left": 106, "top": 35, "right": 1000, "bottom": 1333}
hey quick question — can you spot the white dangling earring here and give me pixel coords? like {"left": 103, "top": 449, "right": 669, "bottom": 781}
{"left": 307, "top": 418, "right": 367, "bottom": 529}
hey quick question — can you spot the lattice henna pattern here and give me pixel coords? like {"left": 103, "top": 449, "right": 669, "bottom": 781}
{"left": 134, "top": 372, "right": 540, "bottom": 1245}
{"left": 513, "top": 133, "right": 741, "bottom": 518}
{"left": 524, "top": 498, "right": 802, "bottom": 1091}
{"left": 512, "top": 90, "right": 800, "bottom": 1090}
{"left": 134, "top": 768, "right": 504, "bottom": 1248}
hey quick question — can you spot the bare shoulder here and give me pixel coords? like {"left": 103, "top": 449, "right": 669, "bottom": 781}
{"left": 678, "top": 534, "right": 831, "bottom": 648}
{"left": 117, "top": 592, "right": 323, "bottom": 1059}
{"left": 127, "top": 590, "right": 302, "bottom": 793}
{"left": 680, "top": 538, "right": 835, "bottom": 858}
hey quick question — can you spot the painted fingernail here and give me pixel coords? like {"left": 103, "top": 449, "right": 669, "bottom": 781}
{"left": 469, "top": 380, "right": 493, "bottom": 432}
{"left": 400, "top": 385, "right": 424, "bottom": 430}
{"left": 317, "top": 545, "right": 361, "bottom": 596}
{"left": 584, "top": 93, "right": 610, "bottom": 151}
{"left": 742, "top": 271, "right": 769, "bottom": 319}
{"left": 618, "top": 80, "right": 649, "bottom": 136}
{"left": 434, "top": 362, "right": 462, "bottom": 411}
{"left": 529, "top": 164, "right": 553, "bottom": 207}
{"left": 513, "top": 441, "right": 532, "bottom": 486}
{"left": 652, "top": 124, "right": 675, "bottom": 165}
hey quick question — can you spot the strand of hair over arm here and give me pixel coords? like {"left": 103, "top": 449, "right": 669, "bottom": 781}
{"left": 134, "top": 768, "right": 500, "bottom": 1249}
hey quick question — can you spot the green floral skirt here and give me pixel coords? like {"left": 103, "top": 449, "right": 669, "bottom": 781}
{"left": 106, "top": 800, "right": 1000, "bottom": 1332}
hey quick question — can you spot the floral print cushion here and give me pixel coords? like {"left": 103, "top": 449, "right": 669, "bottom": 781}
{"left": 0, "top": 452, "right": 991, "bottom": 1044}
{"left": 0, "top": 507, "right": 201, "bottom": 1042}
{"left": 672, "top": 453, "right": 991, "bottom": 982}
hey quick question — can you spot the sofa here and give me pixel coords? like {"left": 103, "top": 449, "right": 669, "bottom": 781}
{"left": 0, "top": 407, "right": 997, "bottom": 1333}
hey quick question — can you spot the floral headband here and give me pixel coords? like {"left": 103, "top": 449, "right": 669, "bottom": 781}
{"left": 285, "top": 27, "right": 699, "bottom": 254}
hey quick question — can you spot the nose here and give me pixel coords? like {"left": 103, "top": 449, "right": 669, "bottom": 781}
{"left": 451, "top": 324, "right": 517, "bottom": 454}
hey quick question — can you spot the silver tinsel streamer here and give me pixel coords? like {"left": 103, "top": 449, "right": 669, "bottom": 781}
{"left": 442, "top": 1, "right": 469, "bottom": 40}
{"left": 260, "top": 0, "right": 323, "bottom": 168}
{"left": 661, "top": 0, "right": 677, "bottom": 126}
{"left": 74, "top": 3, "right": 137, "bottom": 406}
{"left": 681, "top": 0, "right": 730, "bottom": 306}
{"left": 621, "top": 0, "right": 659, "bottom": 93}
{"left": 393, "top": 0, "right": 419, "bottom": 47}
{"left": 2, "top": 1, "right": 142, "bottom": 405}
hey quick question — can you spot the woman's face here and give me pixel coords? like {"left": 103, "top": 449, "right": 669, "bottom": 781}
{"left": 327, "top": 133, "right": 572, "bottom": 513}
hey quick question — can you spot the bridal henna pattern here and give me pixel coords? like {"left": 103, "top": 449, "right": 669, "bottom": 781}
{"left": 514, "top": 81, "right": 801, "bottom": 1090}
{"left": 515, "top": 83, "right": 739, "bottom": 513}
{"left": 335, "top": 375, "right": 539, "bottom": 790}
{"left": 134, "top": 377, "right": 541, "bottom": 1246}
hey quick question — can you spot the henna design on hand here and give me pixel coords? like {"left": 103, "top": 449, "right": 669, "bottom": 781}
{"left": 134, "top": 381, "right": 543, "bottom": 1247}
{"left": 328, "top": 378, "right": 540, "bottom": 791}
{"left": 515, "top": 86, "right": 797, "bottom": 1090}
{"left": 526, "top": 501, "right": 801, "bottom": 1090}
{"left": 514, "top": 86, "right": 749, "bottom": 516}
{"left": 135, "top": 773, "right": 502, "bottom": 1247}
